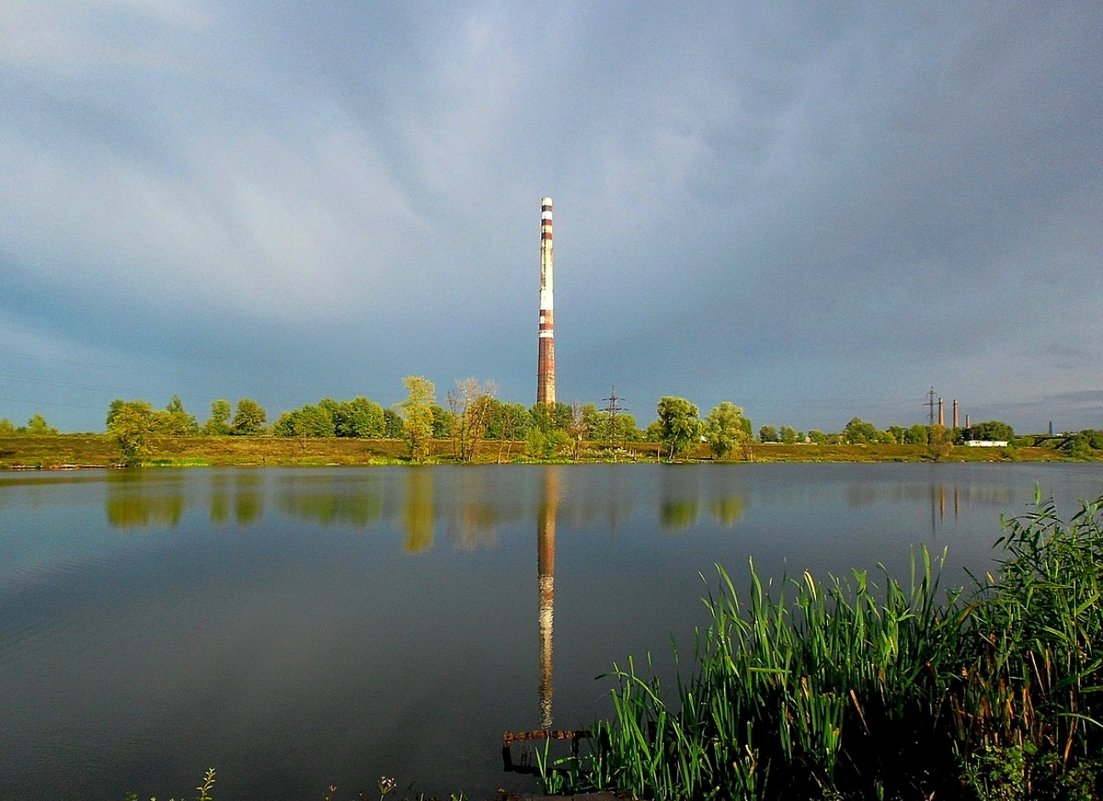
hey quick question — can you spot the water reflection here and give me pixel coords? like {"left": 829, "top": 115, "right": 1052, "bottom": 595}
{"left": 538, "top": 467, "right": 559, "bottom": 730}
{"left": 95, "top": 465, "right": 1038, "bottom": 548}
{"left": 445, "top": 470, "right": 500, "bottom": 551}
{"left": 276, "top": 473, "right": 385, "bottom": 528}
{"left": 234, "top": 471, "right": 263, "bottom": 525}
{"left": 105, "top": 473, "right": 185, "bottom": 529}
{"left": 404, "top": 468, "right": 434, "bottom": 552}
{"left": 660, "top": 467, "right": 749, "bottom": 530}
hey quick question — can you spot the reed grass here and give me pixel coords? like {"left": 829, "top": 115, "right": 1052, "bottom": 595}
{"left": 544, "top": 493, "right": 1103, "bottom": 800}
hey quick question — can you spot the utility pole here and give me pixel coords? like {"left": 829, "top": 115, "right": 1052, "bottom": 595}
{"left": 925, "top": 388, "right": 936, "bottom": 427}
{"left": 602, "top": 385, "right": 627, "bottom": 455}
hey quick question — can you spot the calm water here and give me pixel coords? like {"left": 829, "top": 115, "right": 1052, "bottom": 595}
{"left": 2, "top": 463, "right": 1102, "bottom": 799}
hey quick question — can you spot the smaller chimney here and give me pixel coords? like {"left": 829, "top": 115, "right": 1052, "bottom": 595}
{"left": 952, "top": 399, "right": 959, "bottom": 429}
{"left": 938, "top": 397, "right": 944, "bottom": 427}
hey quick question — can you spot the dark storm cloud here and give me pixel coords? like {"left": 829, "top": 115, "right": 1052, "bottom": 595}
{"left": 0, "top": 1, "right": 1100, "bottom": 432}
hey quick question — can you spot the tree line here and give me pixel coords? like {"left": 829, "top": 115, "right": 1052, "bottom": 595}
{"left": 6, "top": 384, "right": 1101, "bottom": 465}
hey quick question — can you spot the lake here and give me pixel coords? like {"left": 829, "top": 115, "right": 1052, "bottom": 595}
{"left": 2, "top": 462, "right": 1102, "bottom": 799}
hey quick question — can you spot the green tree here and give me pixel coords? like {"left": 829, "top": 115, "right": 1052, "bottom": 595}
{"left": 657, "top": 396, "right": 701, "bottom": 460}
{"left": 889, "top": 425, "right": 907, "bottom": 443}
{"left": 430, "top": 404, "right": 452, "bottom": 438}
{"left": 231, "top": 398, "right": 267, "bottom": 436}
{"left": 106, "top": 399, "right": 126, "bottom": 429}
{"left": 487, "top": 400, "right": 531, "bottom": 462}
{"left": 157, "top": 395, "right": 198, "bottom": 436}
{"left": 704, "top": 402, "right": 750, "bottom": 460}
{"left": 780, "top": 425, "right": 799, "bottom": 444}
{"left": 273, "top": 404, "right": 335, "bottom": 439}
{"left": 347, "top": 397, "right": 386, "bottom": 438}
{"left": 401, "top": 376, "right": 436, "bottom": 462}
{"left": 107, "top": 400, "right": 156, "bottom": 465}
{"left": 759, "top": 425, "right": 778, "bottom": 443}
{"left": 843, "top": 417, "right": 878, "bottom": 444}
{"left": 566, "top": 401, "right": 591, "bottom": 462}
{"left": 927, "top": 423, "right": 954, "bottom": 461}
{"left": 808, "top": 429, "right": 827, "bottom": 445}
{"left": 383, "top": 408, "right": 404, "bottom": 438}
{"left": 905, "top": 424, "right": 929, "bottom": 445}
{"left": 203, "top": 399, "right": 233, "bottom": 435}
{"left": 0, "top": 418, "right": 13, "bottom": 435}
{"left": 964, "top": 420, "right": 1015, "bottom": 441}
{"left": 530, "top": 402, "right": 573, "bottom": 433}
{"left": 447, "top": 378, "right": 496, "bottom": 462}
{"left": 25, "top": 413, "right": 58, "bottom": 435}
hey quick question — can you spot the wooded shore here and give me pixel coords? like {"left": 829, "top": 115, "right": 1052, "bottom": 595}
{"left": 0, "top": 434, "right": 1081, "bottom": 470}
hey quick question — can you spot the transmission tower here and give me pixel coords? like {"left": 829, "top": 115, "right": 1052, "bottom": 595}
{"left": 602, "top": 386, "right": 628, "bottom": 453}
{"left": 925, "top": 387, "right": 936, "bottom": 427}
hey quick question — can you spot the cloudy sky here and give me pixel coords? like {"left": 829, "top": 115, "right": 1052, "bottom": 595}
{"left": 2, "top": 1, "right": 1101, "bottom": 434}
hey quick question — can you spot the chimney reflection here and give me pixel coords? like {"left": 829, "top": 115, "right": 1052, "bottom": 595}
{"left": 502, "top": 466, "right": 579, "bottom": 775}
{"left": 537, "top": 466, "right": 560, "bottom": 731}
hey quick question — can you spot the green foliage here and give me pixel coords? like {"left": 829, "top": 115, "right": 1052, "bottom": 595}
{"left": 657, "top": 396, "right": 701, "bottom": 460}
{"left": 430, "top": 404, "right": 452, "bottom": 438}
{"left": 400, "top": 376, "right": 436, "bottom": 462}
{"left": 485, "top": 400, "right": 532, "bottom": 441}
{"left": 807, "top": 428, "right": 827, "bottom": 444}
{"left": 525, "top": 427, "right": 568, "bottom": 459}
{"left": 1063, "top": 429, "right": 1103, "bottom": 460}
{"left": 543, "top": 495, "right": 1103, "bottom": 801}
{"left": 230, "top": 398, "right": 267, "bottom": 436}
{"left": 703, "top": 402, "right": 750, "bottom": 460}
{"left": 107, "top": 400, "right": 157, "bottom": 465}
{"left": 447, "top": 378, "right": 496, "bottom": 462}
{"left": 383, "top": 408, "right": 404, "bottom": 438}
{"left": 158, "top": 395, "right": 199, "bottom": 436}
{"left": 779, "top": 425, "right": 799, "bottom": 444}
{"left": 0, "top": 413, "right": 59, "bottom": 435}
{"left": 530, "top": 401, "right": 573, "bottom": 433}
{"left": 905, "top": 423, "right": 930, "bottom": 444}
{"left": 843, "top": 416, "right": 878, "bottom": 444}
{"left": 24, "top": 412, "right": 58, "bottom": 435}
{"left": 326, "top": 396, "right": 386, "bottom": 438}
{"left": 203, "top": 399, "right": 232, "bottom": 435}
{"left": 964, "top": 420, "right": 1015, "bottom": 442}
{"left": 758, "top": 424, "right": 778, "bottom": 443}
{"left": 927, "top": 423, "right": 954, "bottom": 461}
{"left": 273, "top": 404, "right": 335, "bottom": 439}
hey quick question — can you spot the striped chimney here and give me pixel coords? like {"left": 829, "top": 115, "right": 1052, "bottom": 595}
{"left": 537, "top": 197, "right": 556, "bottom": 405}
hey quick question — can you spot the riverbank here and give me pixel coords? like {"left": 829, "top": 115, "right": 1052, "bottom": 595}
{"left": 0, "top": 434, "right": 1082, "bottom": 469}
{"left": 0, "top": 433, "right": 1084, "bottom": 470}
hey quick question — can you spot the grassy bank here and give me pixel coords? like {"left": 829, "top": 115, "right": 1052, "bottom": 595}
{"left": 539, "top": 495, "right": 1103, "bottom": 800}
{"left": 0, "top": 434, "right": 1084, "bottom": 470}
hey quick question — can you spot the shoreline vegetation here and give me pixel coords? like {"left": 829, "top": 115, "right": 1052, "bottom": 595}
{"left": 0, "top": 433, "right": 1091, "bottom": 471}
{"left": 537, "top": 494, "right": 1103, "bottom": 800}
{"left": 5, "top": 386, "right": 1102, "bottom": 468}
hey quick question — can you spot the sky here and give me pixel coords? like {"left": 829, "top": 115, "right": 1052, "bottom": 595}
{"left": 2, "top": 1, "right": 1101, "bottom": 435}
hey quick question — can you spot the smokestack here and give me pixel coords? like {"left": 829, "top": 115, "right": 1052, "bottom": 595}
{"left": 966, "top": 414, "right": 971, "bottom": 429}
{"left": 952, "top": 399, "right": 959, "bottom": 429}
{"left": 536, "top": 197, "right": 556, "bottom": 405}
{"left": 938, "top": 397, "right": 944, "bottom": 427}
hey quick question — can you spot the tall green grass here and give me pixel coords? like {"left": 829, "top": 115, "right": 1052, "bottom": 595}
{"left": 544, "top": 493, "right": 1103, "bottom": 800}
